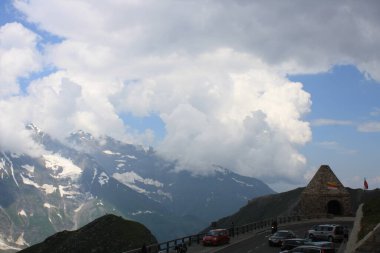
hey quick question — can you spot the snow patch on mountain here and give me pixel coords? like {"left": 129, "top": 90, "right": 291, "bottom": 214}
{"left": 103, "top": 150, "right": 121, "bottom": 155}
{"left": 10, "top": 153, "right": 20, "bottom": 159}
{"left": 44, "top": 203, "right": 56, "bottom": 209}
{"left": 20, "top": 174, "right": 40, "bottom": 188}
{"left": 0, "top": 238, "right": 22, "bottom": 251}
{"left": 41, "top": 184, "right": 57, "bottom": 194}
{"left": 58, "top": 185, "right": 80, "bottom": 198}
{"left": 214, "top": 166, "right": 229, "bottom": 175}
{"left": 98, "top": 172, "right": 109, "bottom": 186}
{"left": 112, "top": 171, "right": 172, "bottom": 200}
{"left": 20, "top": 174, "right": 57, "bottom": 194}
{"left": 131, "top": 210, "right": 154, "bottom": 216}
{"left": 2, "top": 152, "right": 19, "bottom": 187}
{"left": 113, "top": 171, "right": 163, "bottom": 188}
{"left": 0, "top": 158, "right": 5, "bottom": 172}
{"left": 43, "top": 154, "right": 82, "bottom": 180}
{"left": 124, "top": 155, "right": 137, "bottom": 160}
{"left": 74, "top": 203, "right": 84, "bottom": 213}
{"left": 117, "top": 163, "right": 125, "bottom": 168}
{"left": 21, "top": 164, "right": 35, "bottom": 174}
{"left": 18, "top": 210, "right": 27, "bottom": 217}
{"left": 157, "top": 189, "right": 172, "bottom": 200}
{"left": 26, "top": 123, "right": 42, "bottom": 134}
{"left": 232, "top": 178, "right": 254, "bottom": 187}
{"left": 15, "top": 232, "right": 28, "bottom": 246}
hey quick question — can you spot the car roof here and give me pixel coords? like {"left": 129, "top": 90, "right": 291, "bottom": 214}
{"left": 309, "top": 241, "right": 333, "bottom": 246}
{"left": 284, "top": 238, "right": 305, "bottom": 241}
{"left": 295, "top": 245, "right": 321, "bottom": 249}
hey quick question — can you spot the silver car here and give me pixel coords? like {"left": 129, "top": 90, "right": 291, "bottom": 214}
{"left": 307, "top": 224, "right": 344, "bottom": 242}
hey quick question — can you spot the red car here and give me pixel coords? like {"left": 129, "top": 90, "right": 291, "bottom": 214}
{"left": 202, "top": 229, "right": 230, "bottom": 246}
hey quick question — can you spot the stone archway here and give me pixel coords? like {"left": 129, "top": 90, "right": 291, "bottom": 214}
{"left": 327, "top": 200, "right": 342, "bottom": 215}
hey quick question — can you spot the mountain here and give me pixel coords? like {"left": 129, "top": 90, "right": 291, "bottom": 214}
{"left": 212, "top": 187, "right": 304, "bottom": 229}
{"left": 0, "top": 124, "right": 274, "bottom": 251}
{"left": 18, "top": 214, "right": 157, "bottom": 253}
{"left": 209, "top": 187, "right": 380, "bottom": 230}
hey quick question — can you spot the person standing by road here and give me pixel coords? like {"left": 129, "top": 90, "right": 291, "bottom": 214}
{"left": 141, "top": 243, "right": 147, "bottom": 253}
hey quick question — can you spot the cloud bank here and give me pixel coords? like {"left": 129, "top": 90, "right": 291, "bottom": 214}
{"left": 1, "top": 0, "right": 380, "bottom": 186}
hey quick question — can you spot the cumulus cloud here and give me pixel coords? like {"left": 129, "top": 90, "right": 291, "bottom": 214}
{"left": 0, "top": 22, "right": 42, "bottom": 96}
{"left": 1, "top": 0, "right": 380, "bottom": 186}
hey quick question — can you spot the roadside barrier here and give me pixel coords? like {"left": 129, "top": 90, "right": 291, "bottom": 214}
{"left": 123, "top": 215, "right": 304, "bottom": 253}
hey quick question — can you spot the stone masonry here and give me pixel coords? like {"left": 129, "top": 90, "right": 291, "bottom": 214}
{"left": 300, "top": 165, "right": 352, "bottom": 217}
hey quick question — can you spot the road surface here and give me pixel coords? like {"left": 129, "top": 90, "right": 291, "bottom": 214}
{"left": 187, "top": 219, "right": 353, "bottom": 253}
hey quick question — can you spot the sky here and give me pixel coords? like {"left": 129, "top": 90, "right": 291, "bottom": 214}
{"left": 0, "top": 0, "right": 379, "bottom": 192}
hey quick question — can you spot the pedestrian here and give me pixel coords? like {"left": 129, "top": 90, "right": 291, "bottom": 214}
{"left": 141, "top": 243, "right": 147, "bottom": 253}
{"left": 271, "top": 220, "right": 278, "bottom": 234}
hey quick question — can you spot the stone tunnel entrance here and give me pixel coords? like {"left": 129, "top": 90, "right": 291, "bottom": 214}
{"left": 327, "top": 200, "right": 342, "bottom": 215}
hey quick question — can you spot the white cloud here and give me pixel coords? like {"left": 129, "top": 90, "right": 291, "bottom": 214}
{"left": 312, "top": 119, "right": 353, "bottom": 127}
{"left": 370, "top": 107, "right": 380, "bottom": 117}
{"left": 13, "top": 0, "right": 380, "bottom": 80}
{"left": 357, "top": 121, "right": 380, "bottom": 132}
{"left": 0, "top": 22, "right": 42, "bottom": 96}
{"left": 1, "top": 0, "right": 380, "bottom": 186}
{"left": 316, "top": 141, "right": 357, "bottom": 155}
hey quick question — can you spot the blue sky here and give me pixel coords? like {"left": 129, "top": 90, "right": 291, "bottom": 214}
{"left": 1, "top": 0, "right": 379, "bottom": 191}
{"left": 290, "top": 65, "right": 380, "bottom": 190}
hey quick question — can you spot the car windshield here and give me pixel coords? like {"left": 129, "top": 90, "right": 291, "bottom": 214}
{"left": 207, "top": 230, "right": 222, "bottom": 236}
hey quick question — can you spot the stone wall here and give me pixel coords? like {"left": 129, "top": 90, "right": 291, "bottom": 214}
{"left": 300, "top": 165, "right": 353, "bottom": 217}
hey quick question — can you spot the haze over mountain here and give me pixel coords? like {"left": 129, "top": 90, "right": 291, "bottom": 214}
{"left": 0, "top": 124, "right": 274, "bottom": 252}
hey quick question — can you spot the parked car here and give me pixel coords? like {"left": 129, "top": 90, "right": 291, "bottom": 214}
{"left": 268, "top": 230, "right": 296, "bottom": 246}
{"left": 307, "top": 224, "right": 344, "bottom": 242}
{"left": 280, "top": 245, "right": 335, "bottom": 253}
{"left": 202, "top": 229, "right": 230, "bottom": 246}
{"left": 281, "top": 238, "right": 308, "bottom": 250}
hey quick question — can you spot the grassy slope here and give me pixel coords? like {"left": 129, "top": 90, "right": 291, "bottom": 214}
{"left": 357, "top": 189, "right": 380, "bottom": 240}
{"left": 212, "top": 187, "right": 304, "bottom": 229}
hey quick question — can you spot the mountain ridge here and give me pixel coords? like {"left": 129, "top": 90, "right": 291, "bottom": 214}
{"left": 18, "top": 214, "right": 157, "bottom": 253}
{"left": 0, "top": 125, "right": 274, "bottom": 251}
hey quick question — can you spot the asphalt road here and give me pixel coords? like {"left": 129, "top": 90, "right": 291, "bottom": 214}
{"left": 188, "top": 220, "right": 353, "bottom": 253}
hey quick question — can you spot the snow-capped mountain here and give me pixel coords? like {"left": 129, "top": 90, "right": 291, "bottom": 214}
{"left": 0, "top": 125, "right": 274, "bottom": 252}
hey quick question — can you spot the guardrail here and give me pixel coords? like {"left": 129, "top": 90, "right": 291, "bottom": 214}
{"left": 123, "top": 215, "right": 304, "bottom": 253}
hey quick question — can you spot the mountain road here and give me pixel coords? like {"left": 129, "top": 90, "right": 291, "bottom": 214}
{"left": 186, "top": 218, "right": 354, "bottom": 253}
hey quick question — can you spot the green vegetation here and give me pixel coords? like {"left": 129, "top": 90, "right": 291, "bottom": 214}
{"left": 358, "top": 194, "right": 380, "bottom": 241}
